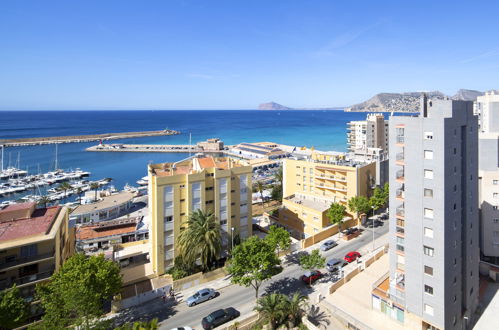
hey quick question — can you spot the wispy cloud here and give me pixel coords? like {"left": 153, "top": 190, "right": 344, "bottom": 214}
{"left": 311, "top": 22, "right": 383, "bottom": 58}
{"left": 186, "top": 73, "right": 215, "bottom": 79}
{"left": 460, "top": 49, "right": 499, "bottom": 64}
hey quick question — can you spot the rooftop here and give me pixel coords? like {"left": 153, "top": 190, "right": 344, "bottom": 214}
{"left": 285, "top": 194, "right": 333, "bottom": 212}
{"left": 0, "top": 206, "right": 60, "bottom": 242}
{"left": 76, "top": 217, "right": 140, "bottom": 241}
{"left": 71, "top": 191, "right": 135, "bottom": 215}
{"left": 151, "top": 156, "right": 247, "bottom": 177}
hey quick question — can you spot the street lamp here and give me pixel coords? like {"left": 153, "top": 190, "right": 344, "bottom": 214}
{"left": 371, "top": 205, "right": 375, "bottom": 252}
{"left": 231, "top": 227, "right": 235, "bottom": 252}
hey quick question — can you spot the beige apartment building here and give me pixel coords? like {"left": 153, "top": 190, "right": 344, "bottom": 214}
{"left": 0, "top": 202, "right": 74, "bottom": 303}
{"left": 278, "top": 153, "right": 376, "bottom": 238}
{"left": 148, "top": 156, "right": 252, "bottom": 275}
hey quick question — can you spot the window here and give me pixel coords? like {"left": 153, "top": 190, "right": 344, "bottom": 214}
{"left": 164, "top": 216, "right": 173, "bottom": 222}
{"left": 424, "top": 265, "right": 433, "bottom": 276}
{"left": 314, "top": 228, "right": 319, "bottom": 233}
{"left": 180, "top": 184, "right": 185, "bottom": 188}
{"left": 303, "top": 176, "right": 307, "bottom": 182}
{"left": 424, "top": 132, "right": 433, "bottom": 140}
{"left": 302, "top": 212, "right": 307, "bottom": 218}
{"left": 424, "top": 150, "right": 433, "bottom": 160}
{"left": 424, "top": 188, "right": 433, "bottom": 197}
{"left": 220, "top": 219, "right": 227, "bottom": 225}
{"left": 494, "top": 218, "right": 499, "bottom": 224}
{"left": 494, "top": 206, "right": 499, "bottom": 210}
{"left": 303, "top": 184, "right": 307, "bottom": 191}
{"left": 424, "top": 304, "right": 434, "bottom": 316}
{"left": 424, "top": 170, "right": 434, "bottom": 179}
{"left": 424, "top": 227, "right": 434, "bottom": 238}
{"left": 424, "top": 246, "right": 434, "bottom": 257}
{"left": 494, "top": 180, "right": 499, "bottom": 185}
{"left": 303, "top": 167, "right": 306, "bottom": 174}
{"left": 313, "top": 216, "right": 319, "bottom": 222}
{"left": 424, "top": 208, "right": 434, "bottom": 219}
{"left": 424, "top": 285, "right": 434, "bottom": 295}
{"left": 494, "top": 193, "right": 498, "bottom": 198}
{"left": 310, "top": 168, "right": 313, "bottom": 174}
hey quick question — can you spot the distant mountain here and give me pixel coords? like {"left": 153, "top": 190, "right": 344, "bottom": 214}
{"left": 346, "top": 89, "right": 489, "bottom": 113}
{"left": 451, "top": 89, "right": 484, "bottom": 101}
{"left": 258, "top": 102, "right": 292, "bottom": 110}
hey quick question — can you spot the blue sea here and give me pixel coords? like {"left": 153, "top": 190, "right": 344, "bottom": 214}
{"left": 0, "top": 110, "right": 369, "bottom": 201}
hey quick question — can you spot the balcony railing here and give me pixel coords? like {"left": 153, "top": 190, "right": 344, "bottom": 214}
{"left": 396, "top": 188, "right": 405, "bottom": 199}
{"left": 0, "top": 269, "right": 55, "bottom": 290}
{"left": 396, "top": 262, "right": 405, "bottom": 271}
{"left": 396, "top": 244, "right": 405, "bottom": 253}
{"left": 396, "top": 136, "right": 405, "bottom": 144}
{"left": 0, "top": 251, "right": 55, "bottom": 271}
{"left": 396, "top": 205, "right": 405, "bottom": 218}
{"left": 396, "top": 226, "right": 405, "bottom": 235}
{"left": 396, "top": 152, "right": 404, "bottom": 162}
{"left": 396, "top": 170, "right": 404, "bottom": 180}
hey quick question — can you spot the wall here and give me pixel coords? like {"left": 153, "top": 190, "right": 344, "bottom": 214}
{"left": 172, "top": 267, "right": 228, "bottom": 291}
{"left": 112, "top": 284, "right": 171, "bottom": 311}
{"left": 301, "top": 218, "right": 356, "bottom": 249}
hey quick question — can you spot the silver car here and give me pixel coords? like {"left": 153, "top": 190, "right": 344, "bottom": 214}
{"left": 186, "top": 288, "right": 216, "bottom": 307}
{"left": 326, "top": 258, "right": 347, "bottom": 272}
{"left": 320, "top": 240, "right": 338, "bottom": 251}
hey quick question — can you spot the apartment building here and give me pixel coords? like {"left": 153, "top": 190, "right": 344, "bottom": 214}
{"left": 0, "top": 202, "right": 74, "bottom": 302}
{"left": 148, "top": 156, "right": 252, "bottom": 275}
{"left": 347, "top": 113, "right": 389, "bottom": 153}
{"left": 476, "top": 91, "right": 499, "bottom": 263}
{"left": 278, "top": 152, "right": 376, "bottom": 238}
{"left": 373, "top": 98, "right": 479, "bottom": 329}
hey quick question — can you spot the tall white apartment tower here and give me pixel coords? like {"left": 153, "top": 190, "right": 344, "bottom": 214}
{"left": 476, "top": 91, "right": 499, "bottom": 263}
{"left": 347, "top": 113, "right": 389, "bottom": 152}
{"left": 385, "top": 97, "right": 479, "bottom": 329}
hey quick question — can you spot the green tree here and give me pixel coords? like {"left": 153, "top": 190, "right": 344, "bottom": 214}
{"left": 299, "top": 249, "right": 325, "bottom": 285}
{"left": 177, "top": 209, "right": 221, "bottom": 271}
{"left": 326, "top": 202, "right": 346, "bottom": 234}
{"left": 369, "top": 186, "right": 386, "bottom": 216}
{"left": 0, "top": 284, "right": 29, "bottom": 329}
{"left": 285, "top": 292, "right": 309, "bottom": 328}
{"left": 228, "top": 236, "right": 280, "bottom": 298}
{"left": 348, "top": 196, "right": 371, "bottom": 223}
{"left": 37, "top": 195, "right": 51, "bottom": 208}
{"left": 57, "top": 181, "right": 72, "bottom": 199}
{"left": 257, "top": 181, "right": 265, "bottom": 207}
{"left": 254, "top": 293, "right": 288, "bottom": 330}
{"left": 382, "top": 183, "right": 389, "bottom": 207}
{"left": 114, "top": 318, "right": 159, "bottom": 330}
{"left": 90, "top": 182, "right": 100, "bottom": 201}
{"left": 265, "top": 225, "right": 291, "bottom": 256}
{"left": 270, "top": 184, "right": 283, "bottom": 202}
{"left": 35, "top": 253, "right": 122, "bottom": 329}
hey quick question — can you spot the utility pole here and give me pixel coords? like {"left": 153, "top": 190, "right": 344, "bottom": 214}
{"left": 372, "top": 205, "right": 375, "bottom": 252}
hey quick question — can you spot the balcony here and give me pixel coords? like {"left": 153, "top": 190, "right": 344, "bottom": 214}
{"left": 164, "top": 235, "right": 174, "bottom": 246}
{"left": 396, "top": 152, "right": 404, "bottom": 163}
{"left": 0, "top": 269, "right": 55, "bottom": 290}
{"left": 396, "top": 204, "right": 405, "bottom": 218}
{"left": 316, "top": 183, "right": 347, "bottom": 192}
{"left": 240, "top": 205, "right": 248, "bottom": 214}
{"left": 396, "top": 244, "right": 405, "bottom": 253}
{"left": 164, "top": 221, "right": 174, "bottom": 231}
{"left": 165, "top": 250, "right": 174, "bottom": 261}
{"left": 0, "top": 251, "right": 55, "bottom": 272}
{"left": 396, "top": 262, "right": 405, "bottom": 271}
{"left": 396, "top": 226, "right": 405, "bottom": 235}
{"left": 396, "top": 187, "right": 405, "bottom": 199}
{"left": 395, "top": 273, "right": 405, "bottom": 290}
{"left": 396, "top": 136, "right": 405, "bottom": 144}
{"left": 396, "top": 170, "right": 404, "bottom": 181}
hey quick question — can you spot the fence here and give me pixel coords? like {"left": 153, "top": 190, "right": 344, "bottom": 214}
{"left": 321, "top": 299, "right": 374, "bottom": 330}
{"left": 172, "top": 267, "right": 229, "bottom": 291}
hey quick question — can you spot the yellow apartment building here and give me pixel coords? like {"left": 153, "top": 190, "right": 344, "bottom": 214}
{"left": 278, "top": 153, "right": 376, "bottom": 238}
{"left": 0, "top": 202, "right": 74, "bottom": 303}
{"left": 148, "top": 156, "right": 252, "bottom": 275}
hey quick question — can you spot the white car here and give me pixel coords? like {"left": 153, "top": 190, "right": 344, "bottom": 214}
{"left": 171, "top": 327, "right": 193, "bottom": 330}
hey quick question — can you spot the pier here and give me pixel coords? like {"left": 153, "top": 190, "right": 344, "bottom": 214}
{"left": 0, "top": 129, "right": 180, "bottom": 147}
{"left": 86, "top": 144, "right": 205, "bottom": 153}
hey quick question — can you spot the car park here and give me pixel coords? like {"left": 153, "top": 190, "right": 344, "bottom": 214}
{"left": 326, "top": 258, "right": 348, "bottom": 272}
{"left": 202, "top": 308, "right": 240, "bottom": 329}
{"left": 301, "top": 270, "right": 323, "bottom": 284}
{"left": 186, "top": 288, "right": 216, "bottom": 307}
{"left": 320, "top": 239, "right": 338, "bottom": 251}
{"left": 344, "top": 251, "right": 361, "bottom": 263}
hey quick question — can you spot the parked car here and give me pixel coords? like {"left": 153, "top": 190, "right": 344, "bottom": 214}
{"left": 320, "top": 239, "right": 338, "bottom": 251}
{"left": 362, "top": 219, "right": 382, "bottom": 228}
{"left": 379, "top": 213, "right": 389, "bottom": 220}
{"left": 343, "top": 227, "right": 359, "bottom": 236}
{"left": 326, "top": 258, "right": 348, "bottom": 272}
{"left": 202, "top": 308, "right": 240, "bottom": 329}
{"left": 301, "top": 270, "right": 323, "bottom": 284}
{"left": 171, "top": 328, "right": 193, "bottom": 330}
{"left": 186, "top": 288, "right": 216, "bottom": 307}
{"left": 344, "top": 251, "right": 361, "bottom": 263}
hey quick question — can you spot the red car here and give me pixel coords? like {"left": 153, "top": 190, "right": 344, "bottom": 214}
{"left": 344, "top": 251, "right": 361, "bottom": 263}
{"left": 301, "top": 270, "right": 322, "bottom": 284}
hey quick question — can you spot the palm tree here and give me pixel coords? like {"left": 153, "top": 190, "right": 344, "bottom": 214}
{"left": 57, "top": 181, "right": 72, "bottom": 199}
{"left": 254, "top": 293, "right": 288, "bottom": 330}
{"left": 257, "top": 181, "right": 265, "bottom": 207}
{"left": 275, "top": 167, "right": 283, "bottom": 185}
{"left": 285, "top": 292, "right": 309, "bottom": 328}
{"left": 90, "top": 182, "right": 99, "bottom": 201}
{"left": 37, "top": 195, "right": 51, "bottom": 208}
{"left": 177, "top": 209, "right": 221, "bottom": 271}
{"left": 76, "top": 188, "right": 83, "bottom": 205}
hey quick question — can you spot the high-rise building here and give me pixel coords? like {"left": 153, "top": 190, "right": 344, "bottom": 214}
{"left": 148, "top": 156, "right": 252, "bottom": 275}
{"left": 476, "top": 91, "right": 499, "bottom": 263}
{"left": 0, "top": 203, "right": 74, "bottom": 321}
{"left": 372, "top": 98, "right": 479, "bottom": 329}
{"left": 278, "top": 152, "right": 376, "bottom": 238}
{"left": 347, "top": 113, "right": 389, "bottom": 154}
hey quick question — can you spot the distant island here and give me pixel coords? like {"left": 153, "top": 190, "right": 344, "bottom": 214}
{"left": 345, "top": 89, "right": 487, "bottom": 113}
{"left": 258, "top": 101, "right": 341, "bottom": 111}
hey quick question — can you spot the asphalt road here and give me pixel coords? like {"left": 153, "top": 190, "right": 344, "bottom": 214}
{"left": 114, "top": 224, "right": 387, "bottom": 330}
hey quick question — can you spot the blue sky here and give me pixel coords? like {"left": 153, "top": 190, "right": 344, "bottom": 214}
{"left": 1, "top": 0, "right": 498, "bottom": 110}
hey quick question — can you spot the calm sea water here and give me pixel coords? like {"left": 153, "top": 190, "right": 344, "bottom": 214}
{"left": 0, "top": 110, "right": 368, "bottom": 200}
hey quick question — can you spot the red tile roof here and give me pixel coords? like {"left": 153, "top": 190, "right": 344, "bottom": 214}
{"left": 77, "top": 222, "right": 137, "bottom": 240}
{"left": 0, "top": 202, "right": 36, "bottom": 213}
{"left": 198, "top": 157, "right": 216, "bottom": 169}
{"left": 0, "top": 206, "right": 60, "bottom": 242}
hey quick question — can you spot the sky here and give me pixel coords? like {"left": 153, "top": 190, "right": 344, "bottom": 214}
{"left": 1, "top": 0, "right": 499, "bottom": 110}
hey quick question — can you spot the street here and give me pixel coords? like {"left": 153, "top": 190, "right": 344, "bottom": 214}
{"left": 114, "top": 224, "right": 389, "bottom": 330}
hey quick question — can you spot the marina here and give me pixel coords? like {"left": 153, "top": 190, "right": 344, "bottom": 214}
{"left": 0, "top": 129, "right": 180, "bottom": 147}
{"left": 86, "top": 143, "right": 203, "bottom": 153}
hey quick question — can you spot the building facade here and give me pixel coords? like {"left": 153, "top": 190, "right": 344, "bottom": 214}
{"left": 476, "top": 91, "right": 499, "bottom": 263}
{"left": 148, "top": 156, "right": 252, "bottom": 275}
{"left": 70, "top": 191, "right": 136, "bottom": 224}
{"left": 347, "top": 113, "right": 389, "bottom": 152}
{"left": 0, "top": 203, "right": 74, "bottom": 314}
{"left": 377, "top": 98, "right": 479, "bottom": 329}
{"left": 278, "top": 153, "right": 376, "bottom": 238}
